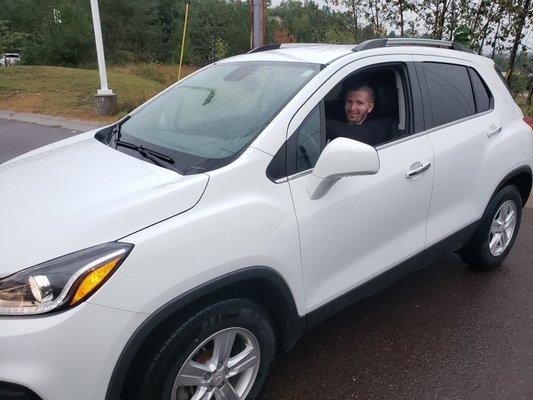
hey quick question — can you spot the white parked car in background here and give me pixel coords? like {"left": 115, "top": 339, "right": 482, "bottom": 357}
{"left": 0, "top": 52, "right": 21, "bottom": 66}
{"left": 1, "top": 39, "right": 532, "bottom": 400}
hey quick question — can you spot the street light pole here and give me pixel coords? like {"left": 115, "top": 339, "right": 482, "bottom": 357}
{"left": 90, "top": 0, "right": 117, "bottom": 115}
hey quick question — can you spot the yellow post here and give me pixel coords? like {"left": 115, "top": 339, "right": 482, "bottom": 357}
{"left": 178, "top": 0, "right": 190, "bottom": 81}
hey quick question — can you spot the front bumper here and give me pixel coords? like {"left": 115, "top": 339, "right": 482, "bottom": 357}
{"left": 0, "top": 302, "right": 147, "bottom": 400}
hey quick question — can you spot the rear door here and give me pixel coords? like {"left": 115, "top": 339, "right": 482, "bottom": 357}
{"left": 413, "top": 56, "right": 499, "bottom": 259}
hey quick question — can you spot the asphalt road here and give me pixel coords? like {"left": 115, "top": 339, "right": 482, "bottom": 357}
{"left": 1, "top": 118, "right": 532, "bottom": 399}
{"left": 0, "top": 118, "right": 81, "bottom": 164}
{"left": 259, "top": 213, "right": 533, "bottom": 400}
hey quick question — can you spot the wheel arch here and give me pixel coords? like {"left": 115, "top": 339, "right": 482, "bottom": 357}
{"left": 492, "top": 166, "right": 532, "bottom": 208}
{"left": 106, "top": 267, "right": 305, "bottom": 400}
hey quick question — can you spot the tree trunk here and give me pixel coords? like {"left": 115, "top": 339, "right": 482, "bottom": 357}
{"left": 491, "top": 18, "right": 501, "bottom": 59}
{"left": 477, "top": 2, "right": 497, "bottom": 54}
{"left": 469, "top": 0, "right": 485, "bottom": 36}
{"left": 351, "top": 0, "right": 358, "bottom": 41}
{"left": 448, "top": 0, "right": 456, "bottom": 41}
{"left": 374, "top": 0, "right": 380, "bottom": 35}
{"left": 433, "top": 0, "right": 441, "bottom": 38}
{"left": 398, "top": 0, "right": 404, "bottom": 36}
{"left": 436, "top": 0, "right": 449, "bottom": 39}
{"left": 506, "top": 0, "right": 531, "bottom": 83}
{"left": 527, "top": 75, "right": 532, "bottom": 107}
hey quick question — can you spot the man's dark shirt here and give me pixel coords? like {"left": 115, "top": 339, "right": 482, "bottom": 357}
{"left": 326, "top": 116, "right": 396, "bottom": 147}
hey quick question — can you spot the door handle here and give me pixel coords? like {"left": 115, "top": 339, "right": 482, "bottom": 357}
{"left": 487, "top": 126, "right": 502, "bottom": 137}
{"left": 406, "top": 161, "right": 431, "bottom": 178}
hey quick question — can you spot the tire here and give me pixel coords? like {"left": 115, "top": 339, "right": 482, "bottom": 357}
{"left": 135, "top": 298, "right": 276, "bottom": 400}
{"left": 460, "top": 185, "right": 522, "bottom": 270}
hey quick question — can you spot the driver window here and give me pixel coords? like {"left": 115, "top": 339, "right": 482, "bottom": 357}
{"left": 324, "top": 64, "right": 409, "bottom": 148}
{"left": 273, "top": 64, "right": 411, "bottom": 181}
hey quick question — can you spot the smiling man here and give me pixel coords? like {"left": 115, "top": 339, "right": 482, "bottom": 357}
{"left": 326, "top": 82, "right": 396, "bottom": 147}
{"left": 344, "top": 84, "right": 375, "bottom": 125}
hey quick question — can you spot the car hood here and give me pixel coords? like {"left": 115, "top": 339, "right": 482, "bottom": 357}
{"left": 0, "top": 133, "right": 209, "bottom": 277}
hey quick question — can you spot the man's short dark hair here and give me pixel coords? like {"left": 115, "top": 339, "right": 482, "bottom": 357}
{"left": 344, "top": 83, "right": 376, "bottom": 103}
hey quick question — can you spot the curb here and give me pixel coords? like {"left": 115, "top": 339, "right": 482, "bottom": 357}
{"left": 0, "top": 110, "right": 106, "bottom": 132}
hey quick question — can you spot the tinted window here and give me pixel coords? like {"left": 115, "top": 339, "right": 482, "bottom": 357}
{"left": 423, "top": 63, "right": 476, "bottom": 127}
{"left": 468, "top": 68, "right": 493, "bottom": 113}
{"left": 295, "top": 105, "right": 322, "bottom": 173}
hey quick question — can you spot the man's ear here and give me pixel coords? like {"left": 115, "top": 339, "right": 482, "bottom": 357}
{"left": 368, "top": 102, "right": 375, "bottom": 114}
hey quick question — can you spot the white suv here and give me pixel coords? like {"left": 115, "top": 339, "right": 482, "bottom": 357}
{"left": 1, "top": 39, "right": 532, "bottom": 400}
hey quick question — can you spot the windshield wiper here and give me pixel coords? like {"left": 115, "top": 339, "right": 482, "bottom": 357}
{"left": 112, "top": 115, "right": 131, "bottom": 142}
{"left": 115, "top": 139, "right": 177, "bottom": 169}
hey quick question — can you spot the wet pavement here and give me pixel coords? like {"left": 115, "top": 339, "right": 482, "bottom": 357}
{"left": 259, "top": 210, "right": 533, "bottom": 400}
{"left": 2, "top": 117, "right": 532, "bottom": 400}
{"left": 0, "top": 118, "right": 80, "bottom": 164}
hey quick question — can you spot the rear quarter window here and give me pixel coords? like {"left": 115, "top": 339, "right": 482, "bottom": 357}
{"left": 468, "top": 67, "right": 493, "bottom": 113}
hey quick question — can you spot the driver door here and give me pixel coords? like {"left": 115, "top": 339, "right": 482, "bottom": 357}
{"left": 286, "top": 56, "right": 435, "bottom": 313}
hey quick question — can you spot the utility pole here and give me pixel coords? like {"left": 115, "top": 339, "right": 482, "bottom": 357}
{"left": 178, "top": 0, "right": 190, "bottom": 81}
{"left": 90, "top": 0, "right": 117, "bottom": 115}
{"left": 252, "top": 0, "right": 264, "bottom": 49}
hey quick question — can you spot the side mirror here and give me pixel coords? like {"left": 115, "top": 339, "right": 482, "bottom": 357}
{"left": 307, "top": 137, "right": 380, "bottom": 199}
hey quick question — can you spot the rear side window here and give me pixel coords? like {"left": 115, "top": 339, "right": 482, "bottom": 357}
{"left": 468, "top": 68, "right": 493, "bottom": 113}
{"left": 423, "top": 63, "right": 476, "bottom": 127}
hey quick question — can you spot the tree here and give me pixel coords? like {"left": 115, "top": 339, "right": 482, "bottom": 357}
{"left": 186, "top": 0, "right": 249, "bottom": 64}
{"left": 0, "top": 0, "right": 95, "bottom": 66}
{"left": 383, "top": 0, "right": 417, "bottom": 37}
{"left": 454, "top": 24, "right": 471, "bottom": 44}
{"left": 506, "top": 0, "right": 532, "bottom": 83}
{"left": 327, "top": 0, "right": 363, "bottom": 41}
{"left": 269, "top": 0, "right": 331, "bottom": 43}
{"left": 0, "top": 20, "right": 29, "bottom": 56}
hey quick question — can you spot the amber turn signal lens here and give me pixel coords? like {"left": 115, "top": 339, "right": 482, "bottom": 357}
{"left": 70, "top": 258, "right": 120, "bottom": 305}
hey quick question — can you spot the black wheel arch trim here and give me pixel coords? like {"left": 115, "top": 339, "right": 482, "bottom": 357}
{"left": 105, "top": 266, "right": 304, "bottom": 400}
{"left": 491, "top": 165, "right": 532, "bottom": 207}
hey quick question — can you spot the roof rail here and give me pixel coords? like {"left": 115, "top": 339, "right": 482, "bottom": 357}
{"left": 247, "top": 44, "right": 281, "bottom": 53}
{"left": 247, "top": 43, "right": 339, "bottom": 54}
{"left": 352, "top": 38, "right": 475, "bottom": 54}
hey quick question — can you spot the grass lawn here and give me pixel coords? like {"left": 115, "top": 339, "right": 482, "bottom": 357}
{"left": 0, "top": 65, "right": 169, "bottom": 122}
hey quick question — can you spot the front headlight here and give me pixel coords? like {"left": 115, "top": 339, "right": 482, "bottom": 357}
{"left": 0, "top": 242, "right": 133, "bottom": 316}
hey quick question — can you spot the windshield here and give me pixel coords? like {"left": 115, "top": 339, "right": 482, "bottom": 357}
{"left": 117, "top": 61, "right": 320, "bottom": 174}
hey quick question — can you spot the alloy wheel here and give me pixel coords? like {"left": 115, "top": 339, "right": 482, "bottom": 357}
{"left": 171, "top": 327, "right": 261, "bottom": 400}
{"left": 488, "top": 199, "right": 518, "bottom": 257}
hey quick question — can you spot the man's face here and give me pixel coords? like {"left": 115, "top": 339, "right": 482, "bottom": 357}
{"left": 345, "top": 89, "right": 374, "bottom": 125}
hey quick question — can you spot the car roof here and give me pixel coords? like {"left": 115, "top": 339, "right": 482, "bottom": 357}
{"left": 221, "top": 44, "right": 354, "bottom": 65}
{"left": 220, "top": 43, "right": 493, "bottom": 67}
